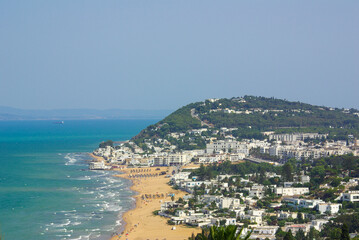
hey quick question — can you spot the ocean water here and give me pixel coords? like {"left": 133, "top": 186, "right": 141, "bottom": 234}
{"left": 0, "top": 119, "right": 157, "bottom": 240}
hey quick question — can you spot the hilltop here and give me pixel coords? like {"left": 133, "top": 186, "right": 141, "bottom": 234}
{"left": 132, "top": 96, "right": 359, "bottom": 150}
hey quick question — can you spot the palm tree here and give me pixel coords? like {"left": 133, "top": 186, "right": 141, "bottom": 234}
{"left": 189, "top": 225, "right": 252, "bottom": 240}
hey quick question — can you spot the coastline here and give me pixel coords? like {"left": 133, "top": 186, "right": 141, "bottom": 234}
{"left": 88, "top": 153, "right": 201, "bottom": 240}
{"left": 110, "top": 166, "right": 201, "bottom": 240}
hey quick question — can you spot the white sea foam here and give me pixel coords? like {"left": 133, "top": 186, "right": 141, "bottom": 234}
{"left": 43, "top": 152, "right": 133, "bottom": 240}
{"left": 64, "top": 153, "right": 78, "bottom": 165}
{"left": 75, "top": 176, "right": 92, "bottom": 181}
{"left": 70, "top": 235, "right": 91, "bottom": 240}
{"left": 59, "top": 210, "right": 77, "bottom": 213}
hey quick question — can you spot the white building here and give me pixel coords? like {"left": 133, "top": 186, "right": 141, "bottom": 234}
{"left": 284, "top": 198, "right": 324, "bottom": 209}
{"left": 269, "top": 133, "right": 327, "bottom": 142}
{"left": 219, "top": 197, "right": 241, "bottom": 209}
{"left": 198, "top": 155, "right": 219, "bottom": 164}
{"left": 185, "top": 181, "right": 212, "bottom": 190}
{"left": 311, "top": 219, "right": 329, "bottom": 231}
{"left": 285, "top": 224, "right": 311, "bottom": 235}
{"left": 300, "top": 175, "right": 311, "bottom": 184}
{"left": 172, "top": 172, "right": 191, "bottom": 181}
{"left": 206, "top": 140, "right": 249, "bottom": 155}
{"left": 342, "top": 191, "right": 359, "bottom": 202}
{"left": 154, "top": 153, "right": 189, "bottom": 166}
{"left": 274, "top": 187, "right": 309, "bottom": 196}
{"left": 250, "top": 226, "right": 279, "bottom": 240}
{"left": 316, "top": 203, "right": 341, "bottom": 214}
{"left": 278, "top": 211, "right": 298, "bottom": 220}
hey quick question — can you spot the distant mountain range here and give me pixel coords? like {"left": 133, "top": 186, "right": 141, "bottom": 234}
{"left": 0, "top": 106, "right": 172, "bottom": 120}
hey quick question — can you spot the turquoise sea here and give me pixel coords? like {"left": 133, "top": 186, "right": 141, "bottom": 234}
{"left": 0, "top": 119, "right": 157, "bottom": 240}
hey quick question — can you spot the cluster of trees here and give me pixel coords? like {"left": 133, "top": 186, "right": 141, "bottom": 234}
{"left": 188, "top": 225, "right": 251, "bottom": 240}
{"left": 160, "top": 103, "right": 202, "bottom": 132}
{"left": 232, "top": 128, "right": 265, "bottom": 140}
{"left": 167, "top": 135, "right": 206, "bottom": 150}
{"left": 98, "top": 140, "right": 114, "bottom": 148}
{"left": 190, "top": 155, "right": 359, "bottom": 193}
{"left": 198, "top": 96, "right": 359, "bottom": 139}
{"left": 135, "top": 103, "right": 202, "bottom": 140}
{"left": 195, "top": 96, "right": 321, "bottom": 114}
{"left": 306, "top": 154, "right": 359, "bottom": 188}
{"left": 320, "top": 214, "right": 359, "bottom": 239}
{"left": 274, "top": 127, "right": 357, "bottom": 141}
{"left": 191, "top": 161, "right": 279, "bottom": 181}
{"left": 135, "top": 96, "right": 359, "bottom": 144}
{"left": 186, "top": 224, "right": 352, "bottom": 240}
{"left": 250, "top": 147, "right": 280, "bottom": 162}
{"left": 201, "top": 110, "right": 359, "bottom": 138}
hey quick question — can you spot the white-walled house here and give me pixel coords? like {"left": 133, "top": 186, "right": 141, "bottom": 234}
{"left": 250, "top": 226, "right": 279, "bottom": 240}
{"left": 342, "top": 191, "right": 359, "bottom": 202}
{"left": 284, "top": 198, "right": 325, "bottom": 209}
{"left": 316, "top": 203, "right": 341, "bottom": 214}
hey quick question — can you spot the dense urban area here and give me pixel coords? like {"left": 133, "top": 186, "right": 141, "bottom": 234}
{"left": 93, "top": 97, "right": 359, "bottom": 240}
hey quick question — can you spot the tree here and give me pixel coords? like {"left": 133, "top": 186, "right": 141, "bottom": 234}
{"left": 276, "top": 228, "right": 286, "bottom": 240}
{"left": 99, "top": 140, "right": 114, "bottom": 148}
{"left": 297, "top": 212, "right": 303, "bottom": 224}
{"left": 282, "top": 162, "right": 294, "bottom": 181}
{"left": 283, "top": 230, "right": 294, "bottom": 240}
{"left": 341, "top": 223, "right": 350, "bottom": 240}
{"left": 330, "top": 177, "right": 341, "bottom": 187}
{"left": 189, "top": 225, "right": 251, "bottom": 240}
{"left": 295, "top": 229, "right": 305, "bottom": 240}
{"left": 307, "top": 227, "right": 320, "bottom": 240}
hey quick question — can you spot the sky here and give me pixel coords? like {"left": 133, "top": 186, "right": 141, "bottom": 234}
{"left": 0, "top": 1, "right": 358, "bottom": 110}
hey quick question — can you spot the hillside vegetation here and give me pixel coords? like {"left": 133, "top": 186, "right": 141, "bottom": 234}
{"left": 133, "top": 96, "right": 359, "bottom": 142}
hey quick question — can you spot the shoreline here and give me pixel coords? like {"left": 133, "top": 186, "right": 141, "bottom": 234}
{"left": 88, "top": 153, "right": 201, "bottom": 240}
{"left": 110, "top": 166, "right": 201, "bottom": 240}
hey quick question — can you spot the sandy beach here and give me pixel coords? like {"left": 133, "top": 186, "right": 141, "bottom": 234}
{"left": 109, "top": 166, "right": 201, "bottom": 240}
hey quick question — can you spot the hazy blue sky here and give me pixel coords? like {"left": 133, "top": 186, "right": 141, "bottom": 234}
{"left": 0, "top": 1, "right": 358, "bottom": 110}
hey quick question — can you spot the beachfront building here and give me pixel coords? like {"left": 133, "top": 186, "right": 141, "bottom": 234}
{"left": 153, "top": 153, "right": 189, "bottom": 166}
{"left": 171, "top": 172, "right": 191, "bottom": 181}
{"left": 185, "top": 181, "right": 212, "bottom": 191}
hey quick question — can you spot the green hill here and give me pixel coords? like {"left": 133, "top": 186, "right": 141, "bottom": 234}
{"left": 132, "top": 96, "right": 359, "bottom": 148}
